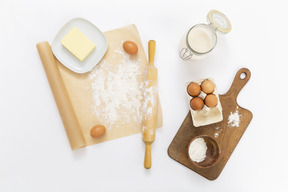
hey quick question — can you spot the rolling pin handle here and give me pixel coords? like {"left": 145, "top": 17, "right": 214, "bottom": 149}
{"left": 144, "top": 143, "right": 152, "bottom": 169}
{"left": 148, "top": 40, "right": 156, "bottom": 66}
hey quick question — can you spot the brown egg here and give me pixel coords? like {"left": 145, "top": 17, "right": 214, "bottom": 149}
{"left": 187, "top": 82, "right": 201, "bottom": 97}
{"left": 204, "top": 94, "right": 218, "bottom": 108}
{"left": 123, "top": 41, "right": 138, "bottom": 55}
{"left": 190, "top": 97, "right": 204, "bottom": 111}
{"left": 90, "top": 125, "right": 106, "bottom": 138}
{"left": 201, "top": 79, "right": 215, "bottom": 94}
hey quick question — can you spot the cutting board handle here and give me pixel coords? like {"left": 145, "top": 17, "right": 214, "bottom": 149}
{"left": 225, "top": 68, "right": 251, "bottom": 99}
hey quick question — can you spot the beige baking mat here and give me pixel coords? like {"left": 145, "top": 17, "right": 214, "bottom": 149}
{"left": 36, "top": 24, "right": 163, "bottom": 150}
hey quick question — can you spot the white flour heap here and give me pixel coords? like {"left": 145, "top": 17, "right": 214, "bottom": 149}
{"left": 188, "top": 138, "right": 207, "bottom": 163}
{"left": 228, "top": 107, "right": 241, "bottom": 127}
{"left": 89, "top": 48, "right": 144, "bottom": 130}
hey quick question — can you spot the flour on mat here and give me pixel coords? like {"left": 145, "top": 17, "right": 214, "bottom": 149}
{"left": 228, "top": 106, "right": 241, "bottom": 127}
{"left": 89, "top": 47, "right": 144, "bottom": 129}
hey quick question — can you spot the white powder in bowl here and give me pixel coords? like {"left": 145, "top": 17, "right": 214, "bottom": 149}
{"left": 188, "top": 138, "right": 207, "bottom": 163}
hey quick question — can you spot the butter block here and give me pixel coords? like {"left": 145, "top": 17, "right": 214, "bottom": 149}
{"left": 61, "top": 27, "right": 96, "bottom": 61}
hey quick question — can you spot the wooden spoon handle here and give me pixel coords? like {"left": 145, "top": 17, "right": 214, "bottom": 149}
{"left": 225, "top": 68, "right": 251, "bottom": 99}
{"left": 148, "top": 40, "right": 156, "bottom": 66}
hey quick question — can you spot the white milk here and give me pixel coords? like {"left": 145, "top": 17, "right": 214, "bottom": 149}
{"left": 179, "top": 25, "right": 216, "bottom": 60}
{"left": 188, "top": 28, "right": 212, "bottom": 54}
{"left": 179, "top": 10, "right": 231, "bottom": 61}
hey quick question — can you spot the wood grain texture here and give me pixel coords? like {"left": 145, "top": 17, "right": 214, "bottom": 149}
{"left": 168, "top": 68, "right": 253, "bottom": 180}
{"left": 143, "top": 40, "right": 158, "bottom": 169}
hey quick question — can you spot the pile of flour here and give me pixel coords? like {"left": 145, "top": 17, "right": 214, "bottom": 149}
{"left": 228, "top": 107, "right": 241, "bottom": 127}
{"left": 89, "top": 48, "right": 144, "bottom": 130}
{"left": 188, "top": 138, "right": 207, "bottom": 163}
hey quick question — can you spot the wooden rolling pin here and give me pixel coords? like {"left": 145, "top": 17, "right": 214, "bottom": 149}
{"left": 142, "top": 40, "right": 158, "bottom": 169}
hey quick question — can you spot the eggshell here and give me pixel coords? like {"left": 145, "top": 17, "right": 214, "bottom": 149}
{"left": 201, "top": 79, "right": 215, "bottom": 94}
{"left": 204, "top": 94, "right": 218, "bottom": 108}
{"left": 90, "top": 125, "right": 106, "bottom": 138}
{"left": 123, "top": 41, "right": 138, "bottom": 55}
{"left": 187, "top": 82, "right": 201, "bottom": 97}
{"left": 190, "top": 97, "right": 204, "bottom": 111}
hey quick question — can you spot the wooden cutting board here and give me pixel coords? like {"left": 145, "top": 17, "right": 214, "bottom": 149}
{"left": 168, "top": 68, "right": 253, "bottom": 180}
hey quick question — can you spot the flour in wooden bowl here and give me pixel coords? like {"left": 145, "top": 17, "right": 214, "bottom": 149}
{"left": 188, "top": 138, "right": 207, "bottom": 163}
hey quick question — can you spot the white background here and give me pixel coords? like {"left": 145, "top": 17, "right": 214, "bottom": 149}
{"left": 0, "top": 0, "right": 287, "bottom": 191}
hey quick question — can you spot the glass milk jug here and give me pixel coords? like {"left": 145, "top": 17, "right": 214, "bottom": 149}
{"left": 179, "top": 10, "right": 232, "bottom": 61}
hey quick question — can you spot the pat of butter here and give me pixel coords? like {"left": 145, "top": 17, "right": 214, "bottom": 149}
{"left": 61, "top": 27, "right": 96, "bottom": 61}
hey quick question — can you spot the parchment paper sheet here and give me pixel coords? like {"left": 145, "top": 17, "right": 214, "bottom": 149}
{"left": 36, "top": 24, "right": 163, "bottom": 150}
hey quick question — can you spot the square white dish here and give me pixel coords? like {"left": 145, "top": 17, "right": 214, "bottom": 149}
{"left": 52, "top": 18, "right": 108, "bottom": 73}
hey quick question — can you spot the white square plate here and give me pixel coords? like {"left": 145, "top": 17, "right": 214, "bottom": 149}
{"left": 52, "top": 18, "right": 108, "bottom": 73}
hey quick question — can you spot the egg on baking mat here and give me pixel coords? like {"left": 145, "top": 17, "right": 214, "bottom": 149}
{"left": 123, "top": 41, "right": 138, "bottom": 55}
{"left": 90, "top": 125, "right": 106, "bottom": 138}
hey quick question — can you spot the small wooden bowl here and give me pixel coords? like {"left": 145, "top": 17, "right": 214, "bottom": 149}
{"left": 187, "top": 135, "right": 220, "bottom": 168}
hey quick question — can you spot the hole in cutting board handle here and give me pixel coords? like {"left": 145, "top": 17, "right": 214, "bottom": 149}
{"left": 240, "top": 72, "right": 246, "bottom": 80}
{"left": 225, "top": 68, "right": 251, "bottom": 99}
